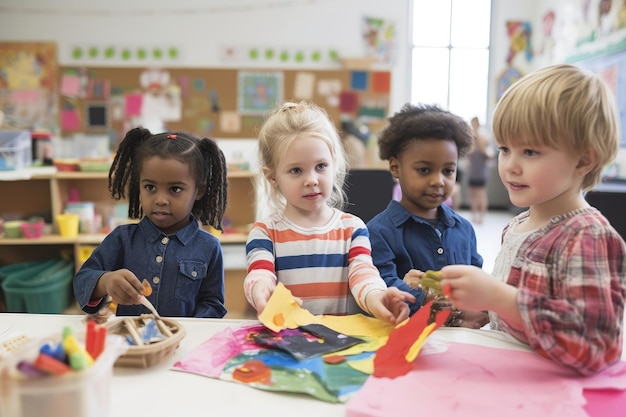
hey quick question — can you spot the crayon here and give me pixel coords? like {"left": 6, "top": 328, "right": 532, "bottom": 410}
{"left": 69, "top": 351, "right": 90, "bottom": 371}
{"left": 62, "top": 334, "right": 94, "bottom": 367}
{"left": 40, "top": 341, "right": 66, "bottom": 363}
{"left": 17, "top": 360, "right": 47, "bottom": 378}
{"left": 33, "top": 353, "right": 71, "bottom": 375}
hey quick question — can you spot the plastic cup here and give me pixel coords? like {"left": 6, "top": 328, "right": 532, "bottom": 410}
{"left": 56, "top": 213, "right": 80, "bottom": 238}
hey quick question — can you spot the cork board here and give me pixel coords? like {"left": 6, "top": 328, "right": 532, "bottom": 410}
{"left": 58, "top": 66, "right": 391, "bottom": 141}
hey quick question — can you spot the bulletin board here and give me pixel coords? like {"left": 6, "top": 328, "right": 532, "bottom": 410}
{"left": 58, "top": 66, "right": 391, "bottom": 141}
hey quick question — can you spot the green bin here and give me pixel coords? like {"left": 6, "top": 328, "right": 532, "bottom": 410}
{"left": 1, "top": 259, "right": 74, "bottom": 314}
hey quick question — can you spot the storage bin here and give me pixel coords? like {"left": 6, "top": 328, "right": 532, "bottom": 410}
{"left": 0, "top": 130, "right": 32, "bottom": 171}
{"left": 1, "top": 259, "right": 74, "bottom": 314}
{"left": 0, "top": 330, "right": 127, "bottom": 417}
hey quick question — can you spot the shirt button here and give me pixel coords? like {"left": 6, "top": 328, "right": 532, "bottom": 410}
{"left": 437, "top": 248, "right": 444, "bottom": 255}
{"left": 191, "top": 271, "right": 197, "bottom": 277}
{"left": 152, "top": 277, "right": 160, "bottom": 284}
{"left": 161, "top": 237, "right": 169, "bottom": 244}
{"left": 156, "top": 256, "right": 163, "bottom": 263}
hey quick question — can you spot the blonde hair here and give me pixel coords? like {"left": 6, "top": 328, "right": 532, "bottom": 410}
{"left": 256, "top": 101, "right": 347, "bottom": 212}
{"left": 493, "top": 64, "right": 621, "bottom": 190}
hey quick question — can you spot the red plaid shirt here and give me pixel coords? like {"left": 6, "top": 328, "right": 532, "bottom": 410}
{"left": 494, "top": 208, "right": 626, "bottom": 375}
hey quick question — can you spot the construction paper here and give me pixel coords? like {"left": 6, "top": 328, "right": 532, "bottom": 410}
{"left": 347, "top": 342, "right": 626, "bottom": 417}
{"left": 373, "top": 300, "right": 450, "bottom": 378}
{"left": 252, "top": 324, "right": 365, "bottom": 360}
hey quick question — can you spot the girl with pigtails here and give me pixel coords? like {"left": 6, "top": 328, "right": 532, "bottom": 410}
{"left": 73, "top": 128, "right": 229, "bottom": 318}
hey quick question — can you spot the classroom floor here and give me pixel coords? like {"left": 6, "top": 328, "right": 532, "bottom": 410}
{"left": 459, "top": 208, "right": 515, "bottom": 273}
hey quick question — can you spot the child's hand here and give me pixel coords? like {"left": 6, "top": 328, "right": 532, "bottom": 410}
{"left": 250, "top": 280, "right": 277, "bottom": 313}
{"left": 441, "top": 265, "right": 521, "bottom": 326}
{"left": 365, "top": 288, "right": 416, "bottom": 324}
{"left": 96, "top": 269, "right": 144, "bottom": 306}
{"left": 403, "top": 269, "right": 424, "bottom": 289}
{"left": 440, "top": 265, "right": 500, "bottom": 311}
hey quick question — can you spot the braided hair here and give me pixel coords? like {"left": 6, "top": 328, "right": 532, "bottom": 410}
{"left": 108, "top": 127, "right": 228, "bottom": 230}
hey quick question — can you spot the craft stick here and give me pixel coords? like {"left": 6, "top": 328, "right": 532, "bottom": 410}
{"left": 124, "top": 318, "right": 144, "bottom": 346}
{"left": 156, "top": 318, "right": 173, "bottom": 337}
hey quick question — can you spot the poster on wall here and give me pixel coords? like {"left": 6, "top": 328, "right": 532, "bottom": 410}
{"left": 237, "top": 71, "right": 283, "bottom": 115}
{"left": 0, "top": 42, "right": 58, "bottom": 132}
{"left": 575, "top": 50, "right": 626, "bottom": 147}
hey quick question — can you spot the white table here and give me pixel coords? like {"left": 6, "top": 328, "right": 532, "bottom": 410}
{"left": 1, "top": 314, "right": 624, "bottom": 416}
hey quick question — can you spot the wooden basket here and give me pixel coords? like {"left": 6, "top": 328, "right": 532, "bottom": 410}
{"left": 104, "top": 315, "right": 186, "bottom": 368}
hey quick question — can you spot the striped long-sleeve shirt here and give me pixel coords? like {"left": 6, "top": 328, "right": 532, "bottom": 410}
{"left": 244, "top": 209, "right": 387, "bottom": 316}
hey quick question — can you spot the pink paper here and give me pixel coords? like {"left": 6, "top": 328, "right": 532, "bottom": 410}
{"left": 61, "top": 109, "right": 80, "bottom": 131}
{"left": 346, "top": 342, "right": 626, "bottom": 417}
{"left": 124, "top": 93, "right": 143, "bottom": 117}
{"left": 172, "top": 324, "right": 263, "bottom": 378}
{"left": 61, "top": 74, "right": 80, "bottom": 97}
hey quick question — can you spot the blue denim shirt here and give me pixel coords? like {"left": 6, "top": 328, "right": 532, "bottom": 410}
{"left": 73, "top": 216, "right": 226, "bottom": 318}
{"left": 367, "top": 200, "right": 483, "bottom": 314}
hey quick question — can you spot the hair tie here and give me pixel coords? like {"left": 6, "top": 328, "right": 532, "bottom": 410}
{"left": 167, "top": 134, "right": 177, "bottom": 140}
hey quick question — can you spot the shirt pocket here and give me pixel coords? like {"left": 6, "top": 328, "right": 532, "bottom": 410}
{"left": 175, "top": 261, "right": 208, "bottom": 301}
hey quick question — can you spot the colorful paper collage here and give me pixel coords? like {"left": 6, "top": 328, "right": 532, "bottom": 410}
{"left": 173, "top": 283, "right": 449, "bottom": 403}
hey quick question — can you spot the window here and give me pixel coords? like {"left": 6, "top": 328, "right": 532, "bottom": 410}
{"left": 411, "top": 0, "right": 491, "bottom": 124}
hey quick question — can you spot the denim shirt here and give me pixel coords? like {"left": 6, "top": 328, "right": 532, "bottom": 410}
{"left": 367, "top": 200, "right": 483, "bottom": 314}
{"left": 73, "top": 216, "right": 226, "bottom": 318}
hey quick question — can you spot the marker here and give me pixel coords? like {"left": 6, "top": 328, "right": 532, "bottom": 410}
{"left": 33, "top": 353, "right": 71, "bottom": 375}
{"left": 91, "top": 325, "right": 107, "bottom": 359}
{"left": 85, "top": 320, "right": 97, "bottom": 359}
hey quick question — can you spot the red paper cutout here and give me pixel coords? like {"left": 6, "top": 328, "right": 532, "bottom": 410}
{"left": 373, "top": 301, "right": 450, "bottom": 378}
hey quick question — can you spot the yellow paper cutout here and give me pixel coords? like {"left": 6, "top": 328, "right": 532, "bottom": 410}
{"left": 258, "top": 283, "right": 320, "bottom": 331}
{"left": 259, "top": 283, "right": 399, "bottom": 346}
{"left": 405, "top": 322, "right": 437, "bottom": 362}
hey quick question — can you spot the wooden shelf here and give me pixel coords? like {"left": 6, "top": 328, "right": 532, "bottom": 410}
{"left": 0, "top": 168, "right": 256, "bottom": 318}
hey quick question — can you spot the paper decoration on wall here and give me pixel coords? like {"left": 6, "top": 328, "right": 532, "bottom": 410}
{"left": 0, "top": 42, "right": 58, "bottom": 131}
{"left": 70, "top": 45, "right": 181, "bottom": 62}
{"left": 350, "top": 71, "right": 368, "bottom": 90}
{"left": 173, "top": 283, "right": 449, "bottom": 403}
{"left": 362, "top": 16, "right": 396, "bottom": 64}
{"left": 371, "top": 71, "right": 391, "bottom": 93}
{"left": 221, "top": 46, "right": 340, "bottom": 64}
{"left": 237, "top": 71, "right": 283, "bottom": 115}
{"left": 219, "top": 111, "right": 241, "bottom": 133}
{"left": 293, "top": 72, "right": 316, "bottom": 100}
{"left": 505, "top": 21, "right": 533, "bottom": 64}
{"left": 339, "top": 91, "right": 359, "bottom": 113}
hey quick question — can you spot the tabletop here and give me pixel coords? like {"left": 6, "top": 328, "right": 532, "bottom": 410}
{"left": 1, "top": 313, "right": 624, "bottom": 417}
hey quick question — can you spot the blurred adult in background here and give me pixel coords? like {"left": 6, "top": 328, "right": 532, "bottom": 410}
{"left": 468, "top": 117, "right": 491, "bottom": 224}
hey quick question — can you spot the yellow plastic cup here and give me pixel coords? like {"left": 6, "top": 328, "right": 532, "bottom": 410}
{"left": 56, "top": 213, "right": 80, "bottom": 238}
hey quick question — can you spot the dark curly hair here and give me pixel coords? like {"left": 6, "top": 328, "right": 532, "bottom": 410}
{"left": 378, "top": 103, "right": 474, "bottom": 160}
{"left": 108, "top": 127, "right": 228, "bottom": 230}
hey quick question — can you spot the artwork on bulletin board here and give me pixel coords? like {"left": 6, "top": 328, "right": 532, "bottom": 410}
{"left": 58, "top": 66, "right": 391, "bottom": 143}
{"left": 575, "top": 50, "right": 626, "bottom": 147}
{"left": 237, "top": 71, "right": 283, "bottom": 115}
{"left": 0, "top": 42, "right": 58, "bottom": 132}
